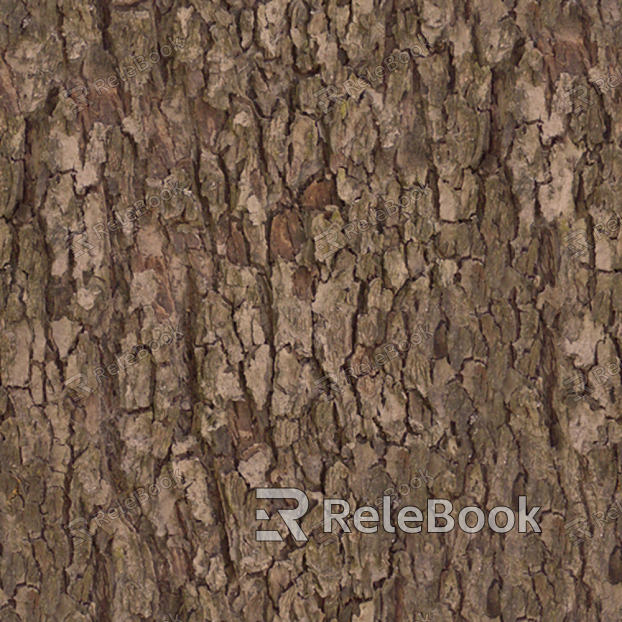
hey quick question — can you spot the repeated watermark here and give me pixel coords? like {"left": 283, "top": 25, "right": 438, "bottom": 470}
{"left": 314, "top": 183, "right": 430, "bottom": 260}
{"left": 255, "top": 489, "right": 542, "bottom": 542}
{"left": 563, "top": 356, "right": 622, "bottom": 402}
{"left": 63, "top": 468, "right": 184, "bottom": 547}
{"left": 63, "top": 37, "right": 185, "bottom": 114}
{"left": 64, "top": 321, "right": 184, "bottom": 403}
{"left": 312, "top": 469, "right": 436, "bottom": 548}
{"left": 314, "top": 35, "right": 434, "bottom": 117}
{"left": 64, "top": 181, "right": 188, "bottom": 258}
{"left": 564, "top": 66, "right": 622, "bottom": 115}
{"left": 314, "top": 324, "right": 433, "bottom": 402}
{"left": 563, "top": 206, "right": 622, "bottom": 259}
{"left": 564, "top": 498, "right": 622, "bottom": 546}
{"left": 64, "top": 227, "right": 94, "bottom": 259}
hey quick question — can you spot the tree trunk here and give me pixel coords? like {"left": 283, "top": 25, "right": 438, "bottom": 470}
{"left": 0, "top": 0, "right": 619, "bottom": 620}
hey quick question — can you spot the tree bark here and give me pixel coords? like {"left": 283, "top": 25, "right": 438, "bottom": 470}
{"left": 0, "top": 0, "right": 620, "bottom": 620}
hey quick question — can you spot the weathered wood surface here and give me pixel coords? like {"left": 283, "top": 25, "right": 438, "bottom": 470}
{"left": 0, "top": 0, "right": 621, "bottom": 620}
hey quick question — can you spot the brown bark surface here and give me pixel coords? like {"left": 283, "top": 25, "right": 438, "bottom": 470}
{"left": 0, "top": 0, "right": 621, "bottom": 620}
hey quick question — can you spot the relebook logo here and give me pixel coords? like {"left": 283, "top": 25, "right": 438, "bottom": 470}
{"left": 254, "top": 489, "right": 542, "bottom": 541}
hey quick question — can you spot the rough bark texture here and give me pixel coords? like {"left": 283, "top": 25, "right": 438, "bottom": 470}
{"left": 1, "top": 0, "right": 621, "bottom": 620}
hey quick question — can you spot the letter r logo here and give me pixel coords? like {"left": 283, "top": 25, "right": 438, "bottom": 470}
{"left": 255, "top": 488, "right": 309, "bottom": 542}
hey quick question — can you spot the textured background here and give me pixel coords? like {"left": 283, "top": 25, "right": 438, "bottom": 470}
{"left": 1, "top": 0, "right": 622, "bottom": 620}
